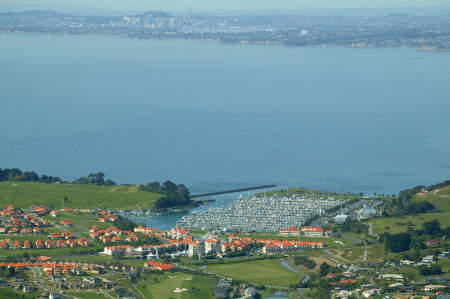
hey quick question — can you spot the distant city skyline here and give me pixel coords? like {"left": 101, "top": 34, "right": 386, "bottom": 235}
{"left": 2, "top": 0, "right": 450, "bottom": 13}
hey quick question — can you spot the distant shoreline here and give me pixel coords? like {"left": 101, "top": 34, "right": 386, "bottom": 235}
{"left": 1, "top": 31, "right": 449, "bottom": 52}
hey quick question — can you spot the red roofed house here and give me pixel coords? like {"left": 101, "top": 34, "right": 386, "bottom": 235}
{"left": 301, "top": 226, "right": 324, "bottom": 238}
{"left": 427, "top": 240, "right": 439, "bottom": 247}
{"left": 144, "top": 261, "right": 175, "bottom": 271}
{"left": 60, "top": 219, "right": 72, "bottom": 228}
{"left": 50, "top": 210, "right": 60, "bottom": 217}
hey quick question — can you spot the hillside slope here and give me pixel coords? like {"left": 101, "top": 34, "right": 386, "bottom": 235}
{"left": 0, "top": 182, "right": 162, "bottom": 209}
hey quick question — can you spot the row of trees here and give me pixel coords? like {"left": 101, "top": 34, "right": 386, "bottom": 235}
{"left": 140, "top": 181, "right": 191, "bottom": 209}
{"left": 114, "top": 215, "right": 138, "bottom": 231}
{"left": 72, "top": 172, "right": 116, "bottom": 186}
{"left": 0, "top": 167, "right": 62, "bottom": 183}
{"left": 293, "top": 256, "right": 317, "bottom": 269}
{"left": 0, "top": 168, "right": 120, "bottom": 187}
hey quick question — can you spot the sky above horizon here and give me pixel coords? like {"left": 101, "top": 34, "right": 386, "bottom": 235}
{"left": 3, "top": 0, "right": 450, "bottom": 12}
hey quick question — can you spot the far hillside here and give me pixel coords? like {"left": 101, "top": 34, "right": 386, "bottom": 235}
{"left": 0, "top": 182, "right": 163, "bottom": 209}
{"left": 0, "top": 167, "right": 192, "bottom": 210}
{"left": 413, "top": 184, "right": 450, "bottom": 212}
{"left": 370, "top": 180, "right": 450, "bottom": 235}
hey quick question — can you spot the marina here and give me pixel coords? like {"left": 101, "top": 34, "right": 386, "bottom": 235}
{"left": 176, "top": 194, "right": 348, "bottom": 232}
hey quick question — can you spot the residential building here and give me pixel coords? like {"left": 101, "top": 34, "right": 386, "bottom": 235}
{"left": 279, "top": 226, "right": 300, "bottom": 236}
{"left": 188, "top": 241, "right": 204, "bottom": 257}
{"left": 301, "top": 226, "right": 324, "bottom": 237}
{"left": 205, "top": 239, "right": 221, "bottom": 255}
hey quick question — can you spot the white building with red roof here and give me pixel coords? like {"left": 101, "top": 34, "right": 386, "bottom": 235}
{"left": 279, "top": 226, "right": 300, "bottom": 236}
{"left": 169, "top": 227, "right": 190, "bottom": 240}
{"left": 301, "top": 226, "right": 324, "bottom": 238}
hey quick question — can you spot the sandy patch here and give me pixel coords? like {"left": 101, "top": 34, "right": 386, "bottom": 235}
{"left": 173, "top": 288, "right": 188, "bottom": 293}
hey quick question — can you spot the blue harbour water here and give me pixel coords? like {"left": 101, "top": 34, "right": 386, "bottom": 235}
{"left": 1, "top": 33, "right": 449, "bottom": 229}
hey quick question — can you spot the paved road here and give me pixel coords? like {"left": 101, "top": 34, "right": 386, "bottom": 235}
{"left": 368, "top": 222, "right": 378, "bottom": 238}
{"left": 32, "top": 266, "right": 50, "bottom": 292}
{"left": 298, "top": 288, "right": 310, "bottom": 299}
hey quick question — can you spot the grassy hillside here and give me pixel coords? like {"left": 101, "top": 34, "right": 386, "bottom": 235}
{"left": 370, "top": 212, "right": 450, "bottom": 235}
{"left": 0, "top": 182, "right": 163, "bottom": 209}
{"left": 369, "top": 184, "right": 450, "bottom": 235}
{"left": 414, "top": 185, "right": 450, "bottom": 212}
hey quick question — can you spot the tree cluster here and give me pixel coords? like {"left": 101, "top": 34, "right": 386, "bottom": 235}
{"left": 340, "top": 219, "right": 369, "bottom": 234}
{"left": 418, "top": 264, "right": 442, "bottom": 275}
{"left": 72, "top": 172, "right": 116, "bottom": 186}
{"left": 113, "top": 215, "right": 138, "bottom": 231}
{"left": 294, "top": 256, "right": 317, "bottom": 269}
{"left": 0, "top": 167, "right": 62, "bottom": 183}
{"left": 382, "top": 232, "right": 411, "bottom": 253}
{"left": 141, "top": 181, "right": 191, "bottom": 209}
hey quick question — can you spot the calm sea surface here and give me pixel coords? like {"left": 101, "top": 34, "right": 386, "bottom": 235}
{"left": 1, "top": 33, "right": 449, "bottom": 228}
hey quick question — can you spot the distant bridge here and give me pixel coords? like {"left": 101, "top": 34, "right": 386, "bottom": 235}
{"left": 191, "top": 184, "right": 277, "bottom": 198}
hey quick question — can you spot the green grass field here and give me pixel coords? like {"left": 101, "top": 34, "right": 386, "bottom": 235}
{"left": 370, "top": 212, "right": 450, "bottom": 235}
{"left": 0, "top": 182, "right": 162, "bottom": 209}
{"left": 0, "top": 288, "right": 40, "bottom": 298}
{"left": 0, "top": 242, "right": 104, "bottom": 260}
{"left": 414, "top": 185, "right": 450, "bottom": 212}
{"left": 67, "top": 292, "right": 108, "bottom": 299}
{"left": 204, "top": 258, "right": 302, "bottom": 286}
{"left": 137, "top": 273, "right": 217, "bottom": 299}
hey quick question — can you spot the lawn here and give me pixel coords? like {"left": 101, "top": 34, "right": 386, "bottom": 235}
{"left": 0, "top": 182, "right": 162, "bottom": 209}
{"left": 0, "top": 288, "right": 40, "bottom": 298}
{"left": 67, "top": 292, "right": 108, "bottom": 299}
{"left": 438, "top": 258, "right": 450, "bottom": 273}
{"left": 204, "top": 258, "right": 302, "bottom": 286}
{"left": 137, "top": 272, "right": 217, "bottom": 299}
{"left": 370, "top": 212, "right": 450, "bottom": 235}
{"left": 0, "top": 242, "right": 104, "bottom": 260}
